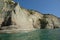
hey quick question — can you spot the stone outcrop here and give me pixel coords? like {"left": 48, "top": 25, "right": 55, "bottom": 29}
{"left": 0, "top": 0, "right": 60, "bottom": 33}
{"left": 42, "top": 14, "right": 60, "bottom": 29}
{"left": 58, "top": 18, "right": 60, "bottom": 22}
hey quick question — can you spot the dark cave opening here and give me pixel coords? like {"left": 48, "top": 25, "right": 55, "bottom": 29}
{"left": 1, "top": 16, "right": 12, "bottom": 27}
{"left": 1, "top": 11, "right": 12, "bottom": 27}
{"left": 40, "top": 19, "right": 48, "bottom": 29}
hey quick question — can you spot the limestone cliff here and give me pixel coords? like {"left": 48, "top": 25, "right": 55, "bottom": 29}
{"left": 0, "top": 0, "right": 60, "bottom": 33}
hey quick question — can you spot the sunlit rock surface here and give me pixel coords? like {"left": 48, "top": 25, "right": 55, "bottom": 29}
{"left": 0, "top": 0, "right": 60, "bottom": 33}
{"left": 43, "top": 14, "right": 60, "bottom": 29}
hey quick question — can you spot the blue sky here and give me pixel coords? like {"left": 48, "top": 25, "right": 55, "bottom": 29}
{"left": 14, "top": 0, "right": 60, "bottom": 17}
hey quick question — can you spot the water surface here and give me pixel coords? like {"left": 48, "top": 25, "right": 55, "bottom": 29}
{"left": 0, "top": 29, "right": 60, "bottom": 40}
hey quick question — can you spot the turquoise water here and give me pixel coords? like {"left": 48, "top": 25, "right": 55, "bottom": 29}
{"left": 0, "top": 29, "right": 60, "bottom": 40}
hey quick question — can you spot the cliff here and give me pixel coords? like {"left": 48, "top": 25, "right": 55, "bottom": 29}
{"left": 0, "top": 0, "right": 60, "bottom": 33}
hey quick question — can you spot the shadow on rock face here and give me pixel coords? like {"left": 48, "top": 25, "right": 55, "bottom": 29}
{"left": 40, "top": 19, "right": 48, "bottom": 29}
{"left": 1, "top": 11, "right": 12, "bottom": 27}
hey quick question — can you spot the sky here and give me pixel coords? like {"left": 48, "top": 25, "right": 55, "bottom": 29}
{"left": 14, "top": 0, "right": 60, "bottom": 17}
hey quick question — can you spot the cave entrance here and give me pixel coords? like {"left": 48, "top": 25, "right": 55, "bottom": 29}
{"left": 1, "top": 11, "right": 12, "bottom": 27}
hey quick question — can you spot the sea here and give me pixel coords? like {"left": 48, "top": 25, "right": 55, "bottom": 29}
{"left": 0, "top": 29, "right": 60, "bottom": 40}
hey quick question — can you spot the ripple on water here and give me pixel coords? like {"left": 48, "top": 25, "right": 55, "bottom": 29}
{"left": 0, "top": 29, "right": 60, "bottom": 40}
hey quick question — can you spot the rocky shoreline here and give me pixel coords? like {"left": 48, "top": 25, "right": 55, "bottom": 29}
{"left": 0, "top": 0, "right": 60, "bottom": 33}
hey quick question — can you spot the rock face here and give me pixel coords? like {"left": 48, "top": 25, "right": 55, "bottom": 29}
{"left": 42, "top": 14, "right": 60, "bottom": 29}
{"left": 0, "top": 0, "right": 60, "bottom": 33}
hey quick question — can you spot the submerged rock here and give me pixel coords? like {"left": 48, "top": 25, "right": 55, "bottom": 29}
{"left": 0, "top": 0, "right": 60, "bottom": 33}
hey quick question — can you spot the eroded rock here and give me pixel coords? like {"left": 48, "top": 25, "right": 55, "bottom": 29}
{"left": 0, "top": 0, "right": 60, "bottom": 33}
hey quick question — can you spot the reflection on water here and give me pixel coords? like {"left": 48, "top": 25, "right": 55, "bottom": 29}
{"left": 0, "top": 29, "right": 60, "bottom": 40}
